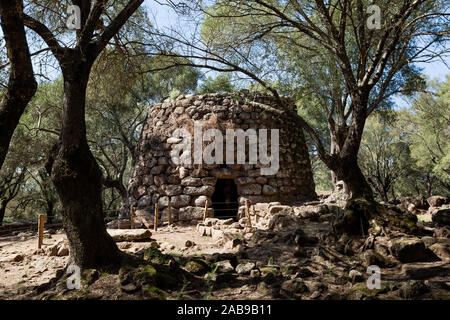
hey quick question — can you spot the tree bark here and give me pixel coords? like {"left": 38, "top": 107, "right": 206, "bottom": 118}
{"left": 46, "top": 53, "right": 121, "bottom": 269}
{"left": 330, "top": 132, "right": 350, "bottom": 197}
{"left": 46, "top": 200, "right": 54, "bottom": 224}
{"left": 25, "top": 0, "right": 143, "bottom": 269}
{"left": 0, "top": 0, "right": 37, "bottom": 169}
{"left": 0, "top": 199, "right": 7, "bottom": 226}
{"left": 329, "top": 154, "right": 374, "bottom": 201}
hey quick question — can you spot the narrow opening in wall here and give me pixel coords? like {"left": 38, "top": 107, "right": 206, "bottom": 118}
{"left": 211, "top": 179, "right": 239, "bottom": 220}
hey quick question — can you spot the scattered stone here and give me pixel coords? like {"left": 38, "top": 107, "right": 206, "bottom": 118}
{"left": 398, "top": 280, "right": 429, "bottom": 299}
{"left": 390, "top": 237, "right": 435, "bottom": 263}
{"left": 226, "top": 238, "right": 242, "bottom": 249}
{"left": 363, "top": 249, "right": 389, "bottom": 267}
{"left": 57, "top": 245, "right": 69, "bottom": 257}
{"left": 107, "top": 229, "right": 152, "bottom": 242}
{"left": 121, "top": 283, "right": 139, "bottom": 293}
{"left": 1, "top": 254, "right": 24, "bottom": 263}
{"left": 428, "top": 243, "right": 450, "bottom": 261}
{"left": 215, "top": 260, "right": 234, "bottom": 273}
{"left": 118, "top": 242, "right": 132, "bottom": 250}
{"left": 268, "top": 214, "right": 301, "bottom": 231}
{"left": 294, "top": 267, "right": 315, "bottom": 278}
{"left": 431, "top": 206, "right": 450, "bottom": 226}
{"left": 250, "top": 269, "right": 261, "bottom": 278}
{"left": 269, "top": 205, "right": 294, "bottom": 215}
{"left": 185, "top": 240, "right": 195, "bottom": 248}
{"left": 401, "top": 262, "right": 450, "bottom": 279}
{"left": 236, "top": 262, "right": 256, "bottom": 275}
{"left": 427, "top": 196, "right": 448, "bottom": 208}
{"left": 280, "top": 278, "right": 308, "bottom": 297}
{"left": 349, "top": 270, "right": 364, "bottom": 283}
{"left": 84, "top": 269, "right": 100, "bottom": 285}
{"left": 185, "top": 259, "right": 209, "bottom": 276}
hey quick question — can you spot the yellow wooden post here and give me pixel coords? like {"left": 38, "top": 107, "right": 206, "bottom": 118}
{"left": 154, "top": 203, "right": 159, "bottom": 232}
{"left": 245, "top": 199, "right": 252, "bottom": 227}
{"left": 130, "top": 205, "right": 135, "bottom": 229}
{"left": 37, "top": 214, "right": 45, "bottom": 249}
{"left": 203, "top": 200, "right": 209, "bottom": 222}
{"left": 168, "top": 198, "right": 172, "bottom": 226}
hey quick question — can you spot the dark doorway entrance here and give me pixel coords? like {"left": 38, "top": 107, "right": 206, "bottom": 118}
{"left": 211, "top": 179, "right": 239, "bottom": 219}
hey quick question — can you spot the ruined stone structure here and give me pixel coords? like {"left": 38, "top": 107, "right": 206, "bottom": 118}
{"left": 127, "top": 91, "right": 317, "bottom": 227}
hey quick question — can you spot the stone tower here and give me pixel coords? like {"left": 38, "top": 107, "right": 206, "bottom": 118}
{"left": 127, "top": 91, "right": 317, "bottom": 227}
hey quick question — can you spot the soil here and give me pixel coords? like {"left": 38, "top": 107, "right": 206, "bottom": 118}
{"left": 1, "top": 207, "right": 449, "bottom": 300}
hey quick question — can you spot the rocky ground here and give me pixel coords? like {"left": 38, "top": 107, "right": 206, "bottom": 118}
{"left": 0, "top": 196, "right": 449, "bottom": 300}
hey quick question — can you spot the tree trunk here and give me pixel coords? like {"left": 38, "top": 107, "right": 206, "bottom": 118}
{"left": 0, "top": 200, "right": 7, "bottom": 226}
{"left": 330, "top": 154, "right": 374, "bottom": 200}
{"left": 426, "top": 173, "right": 433, "bottom": 198}
{"left": 329, "top": 97, "right": 374, "bottom": 201}
{"left": 0, "top": 0, "right": 37, "bottom": 169}
{"left": 46, "top": 200, "right": 54, "bottom": 224}
{"left": 330, "top": 135, "right": 350, "bottom": 197}
{"left": 46, "top": 55, "right": 121, "bottom": 269}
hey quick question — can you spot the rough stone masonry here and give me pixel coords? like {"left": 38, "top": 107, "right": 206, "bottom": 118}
{"left": 127, "top": 90, "right": 317, "bottom": 227}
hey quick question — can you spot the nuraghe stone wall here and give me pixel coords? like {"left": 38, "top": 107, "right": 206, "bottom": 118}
{"left": 127, "top": 91, "right": 317, "bottom": 227}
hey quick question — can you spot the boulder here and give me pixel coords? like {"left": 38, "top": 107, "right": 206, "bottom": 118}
{"left": 349, "top": 270, "right": 364, "bottom": 283}
{"left": 280, "top": 278, "right": 308, "bottom": 297}
{"left": 107, "top": 229, "right": 152, "bottom": 242}
{"left": 185, "top": 240, "right": 195, "bottom": 248}
{"left": 203, "top": 218, "right": 220, "bottom": 226}
{"left": 390, "top": 237, "right": 436, "bottom": 263}
{"left": 236, "top": 262, "right": 256, "bottom": 275}
{"left": 399, "top": 196, "right": 427, "bottom": 211}
{"left": 215, "top": 260, "right": 234, "bottom": 273}
{"left": 211, "top": 228, "right": 224, "bottom": 239}
{"left": 431, "top": 205, "right": 450, "bottom": 226}
{"left": 57, "top": 245, "right": 69, "bottom": 257}
{"left": 362, "top": 249, "right": 390, "bottom": 267}
{"left": 398, "top": 280, "right": 429, "bottom": 299}
{"left": 226, "top": 238, "right": 242, "bottom": 249}
{"left": 268, "top": 205, "right": 293, "bottom": 215}
{"left": 427, "top": 196, "right": 448, "bottom": 208}
{"left": 185, "top": 259, "right": 209, "bottom": 275}
{"left": 268, "top": 214, "right": 301, "bottom": 231}
{"left": 428, "top": 243, "right": 450, "bottom": 261}
{"left": 294, "top": 204, "right": 328, "bottom": 218}
{"left": 401, "top": 262, "right": 450, "bottom": 280}
{"left": 1, "top": 254, "right": 24, "bottom": 263}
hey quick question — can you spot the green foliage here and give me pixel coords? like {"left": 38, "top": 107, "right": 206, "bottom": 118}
{"left": 408, "top": 77, "right": 450, "bottom": 188}
{"left": 358, "top": 76, "right": 450, "bottom": 199}
{"left": 197, "top": 73, "right": 234, "bottom": 94}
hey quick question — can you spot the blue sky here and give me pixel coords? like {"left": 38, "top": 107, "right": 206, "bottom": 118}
{"left": 143, "top": 0, "right": 449, "bottom": 111}
{"left": 144, "top": 0, "right": 449, "bottom": 81}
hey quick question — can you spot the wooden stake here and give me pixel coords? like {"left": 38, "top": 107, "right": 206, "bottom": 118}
{"left": 37, "top": 214, "right": 45, "bottom": 249}
{"left": 168, "top": 198, "right": 172, "bottom": 226}
{"left": 154, "top": 203, "right": 159, "bottom": 232}
{"left": 203, "top": 200, "right": 209, "bottom": 222}
{"left": 130, "top": 205, "right": 135, "bottom": 229}
{"left": 245, "top": 200, "right": 252, "bottom": 227}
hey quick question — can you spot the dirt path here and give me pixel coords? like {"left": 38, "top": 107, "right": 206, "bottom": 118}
{"left": 0, "top": 225, "right": 233, "bottom": 299}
